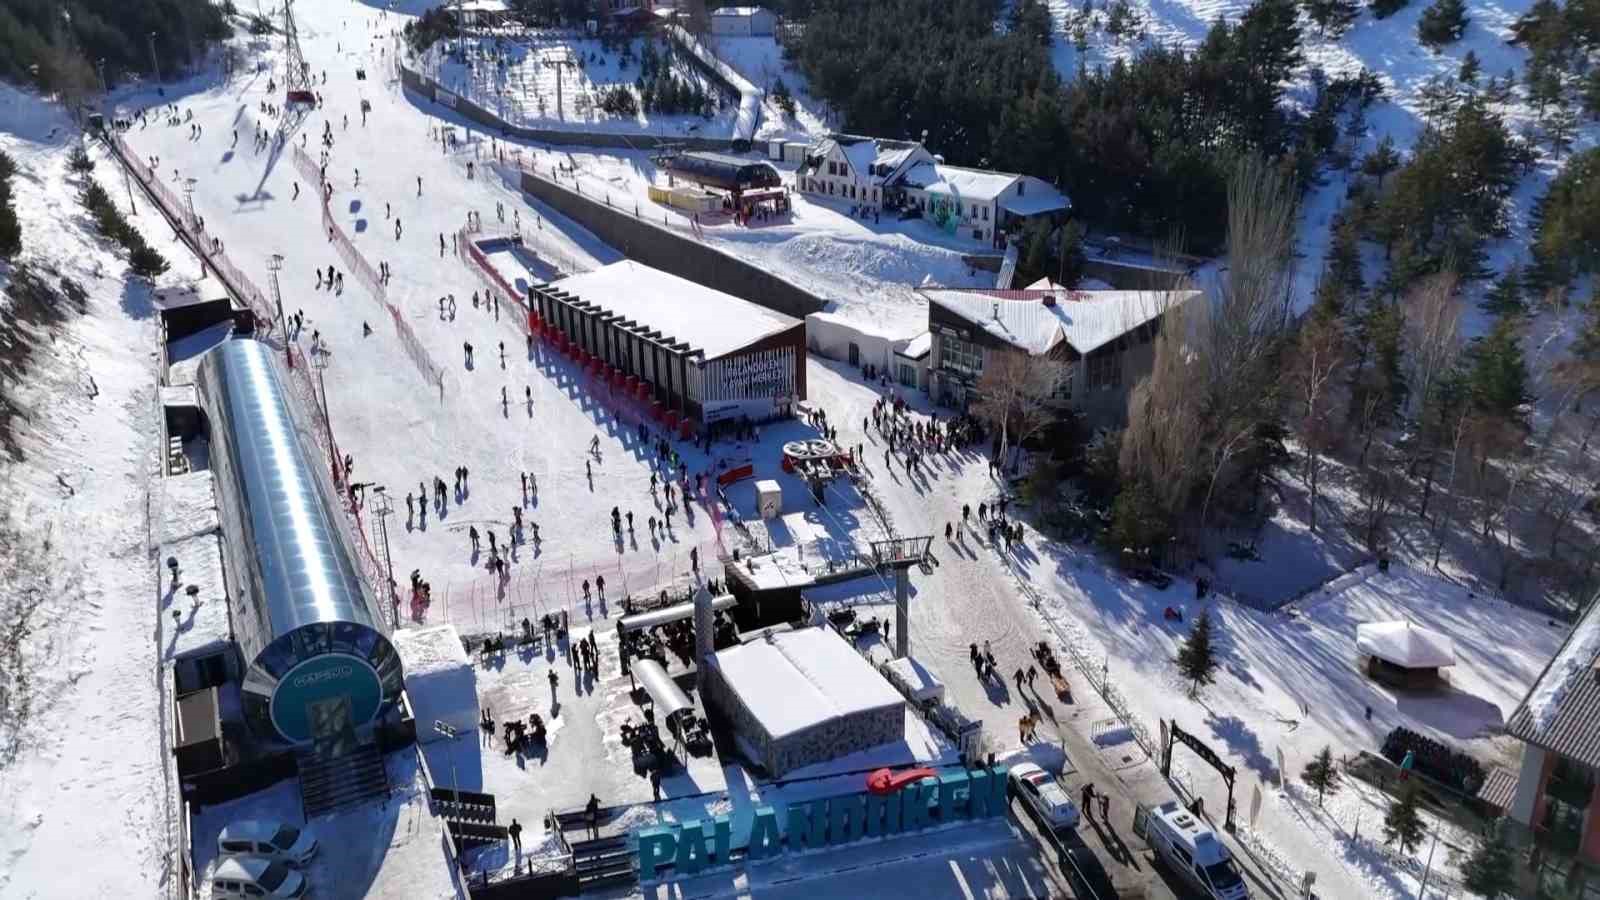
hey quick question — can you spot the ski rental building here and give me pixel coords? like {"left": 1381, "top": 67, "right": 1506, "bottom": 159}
{"left": 531, "top": 261, "right": 806, "bottom": 429}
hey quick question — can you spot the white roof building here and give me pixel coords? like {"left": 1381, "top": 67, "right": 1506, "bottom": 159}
{"left": 921, "top": 288, "right": 1197, "bottom": 358}
{"left": 701, "top": 627, "right": 905, "bottom": 776}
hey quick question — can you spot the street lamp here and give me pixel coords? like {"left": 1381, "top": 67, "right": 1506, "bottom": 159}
{"left": 182, "top": 177, "right": 198, "bottom": 231}
{"left": 95, "top": 58, "right": 107, "bottom": 98}
{"left": 147, "top": 33, "right": 162, "bottom": 89}
{"left": 267, "top": 254, "right": 288, "bottom": 363}
{"left": 371, "top": 486, "right": 399, "bottom": 629}
{"left": 309, "top": 341, "right": 339, "bottom": 486}
{"left": 433, "top": 720, "right": 462, "bottom": 810}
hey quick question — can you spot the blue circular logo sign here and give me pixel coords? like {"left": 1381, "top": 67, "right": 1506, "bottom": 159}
{"left": 270, "top": 653, "right": 383, "bottom": 743}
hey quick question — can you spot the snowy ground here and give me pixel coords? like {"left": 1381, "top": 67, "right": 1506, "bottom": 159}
{"left": 0, "top": 87, "right": 208, "bottom": 898}
{"left": 528, "top": 146, "right": 998, "bottom": 337}
{"left": 426, "top": 31, "right": 743, "bottom": 139}
{"left": 701, "top": 35, "right": 836, "bottom": 142}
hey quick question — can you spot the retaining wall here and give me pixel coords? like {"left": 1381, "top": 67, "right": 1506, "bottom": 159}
{"left": 517, "top": 169, "right": 827, "bottom": 321}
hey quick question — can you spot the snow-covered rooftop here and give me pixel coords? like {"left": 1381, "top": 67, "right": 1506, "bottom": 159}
{"left": 1355, "top": 620, "right": 1456, "bottom": 669}
{"left": 160, "top": 531, "right": 232, "bottom": 663}
{"left": 899, "top": 162, "right": 1018, "bottom": 201}
{"left": 707, "top": 627, "right": 903, "bottom": 740}
{"left": 896, "top": 331, "right": 931, "bottom": 360}
{"left": 1000, "top": 189, "right": 1070, "bottom": 217}
{"left": 156, "top": 470, "right": 219, "bottom": 544}
{"left": 922, "top": 288, "right": 1197, "bottom": 356}
{"left": 1508, "top": 594, "right": 1600, "bottom": 766}
{"left": 548, "top": 261, "right": 798, "bottom": 361}
{"left": 394, "top": 624, "right": 479, "bottom": 743}
{"left": 712, "top": 6, "right": 770, "bottom": 15}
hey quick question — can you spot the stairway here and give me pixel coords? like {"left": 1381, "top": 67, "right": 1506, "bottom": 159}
{"left": 298, "top": 745, "right": 388, "bottom": 818}
{"left": 569, "top": 834, "right": 635, "bottom": 891}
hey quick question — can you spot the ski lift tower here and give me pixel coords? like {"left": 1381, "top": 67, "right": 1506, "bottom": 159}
{"left": 282, "top": 0, "right": 315, "bottom": 106}
{"left": 542, "top": 49, "right": 577, "bottom": 122}
{"left": 869, "top": 535, "right": 934, "bottom": 659}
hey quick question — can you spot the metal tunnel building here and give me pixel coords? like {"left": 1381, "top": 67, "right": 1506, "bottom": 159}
{"left": 196, "top": 340, "right": 403, "bottom": 747}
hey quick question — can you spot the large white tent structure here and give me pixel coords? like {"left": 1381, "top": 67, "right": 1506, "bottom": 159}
{"left": 702, "top": 627, "right": 904, "bottom": 777}
{"left": 1356, "top": 620, "right": 1456, "bottom": 689}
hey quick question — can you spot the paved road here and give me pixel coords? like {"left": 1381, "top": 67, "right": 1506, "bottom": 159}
{"left": 809, "top": 361, "right": 1288, "bottom": 900}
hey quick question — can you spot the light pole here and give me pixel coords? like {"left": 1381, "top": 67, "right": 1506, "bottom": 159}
{"left": 147, "top": 33, "right": 161, "bottom": 89}
{"left": 310, "top": 343, "right": 339, "bottom": 486}
{"left": 371, "top": 486, "right": 399, "bottom": 629}
{"left": 1416, "top": 827, "right": 1441, "bottom": 899}
{"left": 433, "top": 720, "right": 462, "bottom": 809}
{"left": 267, "top": 254, "right": 289, "bottom": 364}
{"left": 182, "top": 177, "right": 198, "bottom": 231}
{"left": 95, "top": 58, "right": 107, "bottom": 99}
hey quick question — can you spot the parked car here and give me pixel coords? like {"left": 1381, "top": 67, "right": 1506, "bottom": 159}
{"left": 217, "top": 820, "right": 318, "bottom": 867}
{"left": 209, "top": 856, "right": 307, "bottom": 899}
{"left": 1060, "top": 844, "right": 1119, "bottom": 899}
{"left": 1137, "top": 801, "right": 1248, "bottom": 899}
{"left": 1007, "top": 762, "right": 1081, "bottom": 836}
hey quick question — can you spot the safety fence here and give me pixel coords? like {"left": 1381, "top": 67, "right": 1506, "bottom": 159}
{"left": 293, "top": 143, "right": 447, "bottom": 396}
{"left": 107, "top": 130, "right": 399, "bottom": 624}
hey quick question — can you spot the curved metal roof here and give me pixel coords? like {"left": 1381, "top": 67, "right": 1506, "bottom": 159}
{"left": 632, "top": 658, "right": 693, "bottom": 721}
{"left": 197, "top": 340, "right": 384, "bottom": 667}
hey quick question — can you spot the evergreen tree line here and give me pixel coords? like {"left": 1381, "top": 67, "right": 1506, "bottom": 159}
{"left": 0, "top": 0, "right": 231, "bottom": 97}
{"left": 77, "top": 175, "right": 169, "bottom": 280}
{"left": 0, "top": 151, "right": 20, "bottom": 262}
{"left": 785, "top": 0, "right": 1356, "bottom": 252}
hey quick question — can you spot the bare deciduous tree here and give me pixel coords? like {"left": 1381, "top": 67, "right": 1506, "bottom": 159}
{"left": 971, "top": 350, "right": 1071, "bottom": 471}
{"left": 1292, "top": 309, "right": 1347, "bottom": 533}
{"left": 1401, "top": 272, "right": 1463, "bottom": 518}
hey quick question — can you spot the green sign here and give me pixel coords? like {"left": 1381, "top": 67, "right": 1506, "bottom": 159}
{"left": 270, "top": 653, "right": 383, "bottom": 744}
{"left": 637, "top": 765, "right": 1009, "bottom": 881}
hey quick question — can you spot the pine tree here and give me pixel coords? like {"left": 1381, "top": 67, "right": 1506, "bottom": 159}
{"left": 1300, "top": 745, "right": 1342, "bottom": 806}
{"left": 67, "top": 142, "right": 94, "bottom": 174}
{"left": 1467, "top": 316, "right": 1531, "bottom": 423}
{"left": 1057, "top": 220, "right": 1087, "bottom": 287}
{"left": 1574, "top": 299, "right": 1600, "bottom": 362}
{"left": 1304, "top": 0, "right": 1360, "bottom": 36}
{"left": 1383, "top": 786, "right": 1427, "bottom": 854}
{"left": 1547, "top": 104, "right": 1580, "bottom": 158}
{"left": 1461, "top": 829, "right": 1518, "bottom": 898}
{"left": 1583, "top": 68, "right": 1600, "bottom": 118}
{"left": 1417, "top": 0, "right": 1469, "bottom": 48}
{"left": 1458, "top": 50, "right": 1481, "bottom": 86}
{"left": 1370, "top": 0, "right": 1409, "bottom": 19}
{"left": 1361, "top": 135, "right": 1401, "bottom": 186}
{"left": 1174, "top": 609, "right": 1219, "bottom": 697}
{"left": 1480, "top": 264, "right": 1524, "bottom": 318}
{"left": 129, "top": 242, "right": 170, "bottom": 280}
{"left": 0, "top": 150, "right": 19, "bottom": 261}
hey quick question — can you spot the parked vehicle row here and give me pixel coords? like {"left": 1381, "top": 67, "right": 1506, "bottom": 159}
{"left": 209, "top": 820, "right": 318, "bottom": 899}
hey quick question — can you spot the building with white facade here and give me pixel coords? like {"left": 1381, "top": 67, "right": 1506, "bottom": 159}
{"left": 710, "top": 6, "right": 778, "bottom": 35}
{"left": 795, "top": 133, "right": 933, "bottom": 211}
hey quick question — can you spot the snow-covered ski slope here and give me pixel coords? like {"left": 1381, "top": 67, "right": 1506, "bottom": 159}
{"left": 0, "top": 86, "right": 203, "bottom": 899}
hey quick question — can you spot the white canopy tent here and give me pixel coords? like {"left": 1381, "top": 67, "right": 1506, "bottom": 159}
{"left": 1357, "top": 620, "right": 1456, "bottom": 670}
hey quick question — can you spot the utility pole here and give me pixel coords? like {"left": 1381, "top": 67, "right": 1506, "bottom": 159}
{"left": 182, "top": 177, "right": 198, "bottom": 230}
{"left": 1416, "top": 828, "right": 1441, "bottom": 899}
{"left": 371, "top": 486, "right": 399, "bottom": 630}
{"left": 267, "top": 254, "right": 288, "bottom": 365}
{"left": 147, "top": 33, "right": 161, "bottom": 88}
{"left": 122, "top": 159, "right": 137, "bottom": 216}
{"left": 310, "top": 344, "right": 339, "bottom": 486}
{"left": 95, "top": 58, "right": 107, "bottom": 100}
{"left": 432, "top": 721, "right": 461, "bottom": 809}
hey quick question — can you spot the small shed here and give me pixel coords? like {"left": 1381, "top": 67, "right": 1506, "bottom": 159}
{"left": 755, "top": 479, "right": 783, "bottom": 520}
{"left": 1357, "top": 620, "right": 1456, "bottom": 689}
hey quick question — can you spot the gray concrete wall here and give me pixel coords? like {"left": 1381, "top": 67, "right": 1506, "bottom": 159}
{"left": 400, "top": 62, "right": 738, "bottom": 152}
{"left": 518, "top": 170, "right": 827, "bottom": 321}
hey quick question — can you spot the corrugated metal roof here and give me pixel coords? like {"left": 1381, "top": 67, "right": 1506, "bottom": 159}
{"left": 922, "top": 288, "right": 1198, "bottom": 357}
{"left": 1506, "top": 595, "right": 1600, "bottom": 768}
{"left": 1476, "top": 767, "right": 1519, "bottom": 812}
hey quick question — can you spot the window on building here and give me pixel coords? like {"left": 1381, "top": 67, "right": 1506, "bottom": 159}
{"left": 970, "top": 203, "right": 978, "bottom": 218}
{"left": 1018, "top": 181, "right": 1025, "bottom": 195}
{"left": 982, "top": 207, "right": 988, "bottom": 221}
{"left": 1087, "top": 349, "right": 1121, "bottom": 389}
{"left": 899, "top": 363, "right": 916, "bottom": 387}
{"left": 941, "top": 336, "right": 983, "bottom": 378}
{"left": 873, "top": 188, "right": 878, "bottom": 203}
{"left": 829, "top": 182, "right": 834, "bottom": 195}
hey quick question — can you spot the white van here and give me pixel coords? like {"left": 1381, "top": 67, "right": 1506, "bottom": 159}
{"left": 218, "top": 821, "right": 319, "bottom": 867}
{"left": 209, "top": 856, "right": 308, "bottom": 899}
{"left": 1135, "top": 801, "right": 1248, "bottom": 900}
